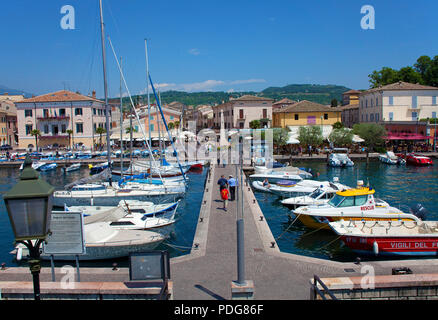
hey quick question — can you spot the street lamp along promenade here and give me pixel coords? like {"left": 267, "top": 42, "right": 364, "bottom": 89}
{"left": 3, "top": 155, "right": 55, "bottom": 300}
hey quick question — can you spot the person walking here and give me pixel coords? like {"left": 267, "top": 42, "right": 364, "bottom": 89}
{"left": 221, "top": 187, "right": 229, "bottom": 211}
{"left": 228, "top": 175, "right": 238, "bottom": 201}
{"left": 217, "top": 174, "right": 228, "bottom": 200}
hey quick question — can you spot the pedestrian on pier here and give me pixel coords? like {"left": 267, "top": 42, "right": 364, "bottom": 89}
{"left": 228, "top": 175, "right": 237, "bottom": 201}
{"left": 217, "top": 174, "right": 228, "bottom": 192}
{"left": 221, "top": 187, "right": 229, "bottom": 211}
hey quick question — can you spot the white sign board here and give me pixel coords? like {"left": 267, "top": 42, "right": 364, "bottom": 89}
{"left": 43, "top": 211, "right": 86, "bottom": 255}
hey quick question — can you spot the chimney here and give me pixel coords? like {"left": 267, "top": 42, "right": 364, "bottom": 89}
{"left": 92, "top": 90, "right": 96, "bottom": 98}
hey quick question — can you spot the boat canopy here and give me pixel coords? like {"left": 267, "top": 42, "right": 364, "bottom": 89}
{"left": 336, "top": 187, "right": 375, "bottom": 197}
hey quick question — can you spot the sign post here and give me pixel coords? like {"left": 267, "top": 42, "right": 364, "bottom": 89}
{"left": 43, "top": 212, "right": 86, "bottom": 282}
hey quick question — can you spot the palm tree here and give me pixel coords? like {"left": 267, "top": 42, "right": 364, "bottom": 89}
{"left": 30, "top": 129, "right": 41, "bottom": 151}
{"left": 168, "top": 122, "right": 175, "bottom": 130}
{"left": 66, "top": 129, "right": 74, "bottom": 150}
{"left": 125, "top": 127, "right": 138, "bottom": 134}
{"left": 95, "top": 127, "right": 106, "bottom": 150}
{"left": 174, "top": 121, "right": 180, "bottom": 129}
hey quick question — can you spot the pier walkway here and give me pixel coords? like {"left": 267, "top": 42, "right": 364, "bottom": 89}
{"left": 169, "top": 164, "right": 351, "bottom": 299}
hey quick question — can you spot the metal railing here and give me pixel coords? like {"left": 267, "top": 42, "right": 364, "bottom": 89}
{"left": 311, "top": 275, "right": 338, "bottom": 300}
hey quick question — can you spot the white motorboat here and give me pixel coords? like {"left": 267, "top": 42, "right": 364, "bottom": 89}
{"left": 249, "top": 171, "right": 304, "bottom": 184}
{"left": 63, "top": 163, "right": 81, "bottom": 172}
{"left": 254, "top": 166, "right": 313, "bottom": 179}
{"left": 67, "top": 199, "right": 179, "bottom": 218}
{"left": 328, "top": 149, "right": 354, "bottom": 167}
{"left": 53, "top": 183, "right": 184, "bottom": 207}
{"left": 14, "top": 221, "right": 166, "bottom": 261}
{"left": 66, "top": 200, "right": 179, "bottom": 230}
{"left": 281, "top": 183, "right": 351, "bottom": 209}
{"left": 253, "top": 177, "right": 349, "bottom": 198}
{"left": 379, "top": 151, "right": 406, "bottom": 165}
{"left": 38, "top": 163, "right": 57, "bottom": 172}
{"left": 19, "top": 161, "right": 47, "bottom": 171}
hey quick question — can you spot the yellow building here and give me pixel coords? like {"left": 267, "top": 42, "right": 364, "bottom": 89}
{"left": 342, "top": 89, "right": 361, "bottom": 106}
{"left": 272, "top": 100, "right": 341, "bottom": 128}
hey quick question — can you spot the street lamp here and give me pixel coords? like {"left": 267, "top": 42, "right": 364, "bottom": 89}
{"left": 3, "top": 155, "right": 55, "bottom": 300}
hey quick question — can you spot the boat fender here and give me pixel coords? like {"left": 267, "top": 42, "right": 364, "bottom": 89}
{"left": 16, "top": 247, "right": 22, "bottom": 261}
{"left": 373, "top": 241, "right": 379, "bottom": 256}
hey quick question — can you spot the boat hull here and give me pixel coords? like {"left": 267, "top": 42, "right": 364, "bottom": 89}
{"left": 54, "top": 192, "right": 183, "bottom": 207}
{"left": 294, "top": 213, "right": 418, "bottom": 230}
{"left": 340, "top": 235, "right": 438, "bottom": 256}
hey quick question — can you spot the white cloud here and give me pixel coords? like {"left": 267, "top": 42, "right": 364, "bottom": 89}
{"left": 188, "top": 48, "right": 200, "bottom": 55}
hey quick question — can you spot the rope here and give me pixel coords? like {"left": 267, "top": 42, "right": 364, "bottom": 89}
{"left": 275, "top": 213, "right": 302, "bottom": 241}
{"left": 318, "top": 235, "right": 343, "bottom": 250}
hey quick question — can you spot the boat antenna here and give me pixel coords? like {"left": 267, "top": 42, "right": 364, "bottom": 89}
{"left": 98, "top": 0, "right": 113, "bottom": 185}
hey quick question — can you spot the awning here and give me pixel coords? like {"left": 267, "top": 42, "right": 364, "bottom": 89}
{"left": 352, "top": 134, "right": 365, "bottom": 143}
{"left": 384, "top": 132, "right": 433, "bottom": 140}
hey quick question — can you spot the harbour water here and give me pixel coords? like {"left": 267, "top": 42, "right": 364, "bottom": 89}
{"left": 253, "top": 160, "right": 438, "bottom": 262}
{"left": 0, "top": 166, "right": 207, "bottom": 268}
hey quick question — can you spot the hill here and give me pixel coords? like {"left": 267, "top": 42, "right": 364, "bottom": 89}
{"left": 0, "top": 85, "right": 33, "bottom": 98}
{"left": 128, "top": 83, "right": 351, "bottom": 107}
{"left": 261, "top": 84, "right": 351, "bottom": 105}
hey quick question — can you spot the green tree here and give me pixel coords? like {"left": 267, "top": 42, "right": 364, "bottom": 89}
{"left": 352, "top": 123, "right": 386, "bottom": 152}
{"left": 328, "top": 128, "right": 353, "bottom": 147}
{"left": 272, "top": 128, "right": 288, "bottom": 153}
{"left": 30, "top": 129, "right": 41, "bottom": 151}
{"left": 66, "top": 129, "right": 73, "bottom": 149}
{"left": 298, "top": 126, "right": 323, "bottom": 148}
{"left": 330, "top": 98, "right": 338, "bottom": 107}
{"left": 168, "top": 122, "right": 175, "bottom": 130}
{"left": 174, "top": 120, "right": 180, "bottom": 129}
{"left": 249, "top": 120, "right": 261, "bottom": 129}
{"left": 332, "top": 121, "right": 344, "bottom": 129}
{"left": 95, "top": 127, "right": 106, "bottom": 149}
{"left": 368, "top": 67, "right": 400, "bottom": 88}
{"left": 125, "top": 126, "right": 137, "bottom": 134}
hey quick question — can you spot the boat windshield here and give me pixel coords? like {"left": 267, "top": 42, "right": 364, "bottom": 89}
{"left": 309, "top": 189, "right": 324, "bottom": 199}
{"left": 328, "top": 194, "right": 345, "bottom": 207}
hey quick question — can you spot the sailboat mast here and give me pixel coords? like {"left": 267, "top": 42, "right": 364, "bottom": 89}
{"left": 119, "top": 56, "right": 123, "bottom": 179}
{"left": 99, "top": 0, "right": 112, "bottom": 185}
{"left": 145, "top": 39, "right": 152, "bottom": 179}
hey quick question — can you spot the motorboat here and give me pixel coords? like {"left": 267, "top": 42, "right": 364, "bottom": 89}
{"left": 281, "top": 183, "right": 351, "bottom": 209}
{"left": 328, "top": 213, "right": 438, "bottom": 257}
{"left": 253, "top": 166, "right": 313, "bottom": 179}
{"left": 89, "top": 161, "right": 111, "bottom": 175}
{"left": 249, "top": 171, "right": 304, "bottom": 185}
{"left": 66, "top": 200, "right": 179, "bottom": 230}
{"left": 63, "top": 163, "right": 81, "bottom": 173}
{"left": 53, "top": 183, "right": 185, "bottom": 207}
{"left": 291, "top": 182, "right": 417, "bottom": 230}
{"left": 253, "top": 177, "right": 349, "bottom": 198}
{"left": 379, "top": 151, "right": 405, "bottom": 165}
{"left": 13, "top": 221, "right": 166, "bottom": 261}
{"left": 19, "top": 161, "right": 47, "bottom": 171}
{"left": 398, "top": 153, "right": 433, "bottom": 166}
{"left": 328, "top": 149, "right": 354, "bottom": 167}
{"left": 38, "top": 163, "right": 57, "bottom": 172}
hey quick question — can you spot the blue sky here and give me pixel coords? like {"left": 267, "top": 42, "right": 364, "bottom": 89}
{"left": 1, "top": 0, "right": 438, "bottom": 98}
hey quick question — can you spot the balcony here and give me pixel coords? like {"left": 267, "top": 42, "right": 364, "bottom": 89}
{"left": 37, "top": 115, "right": 70, "bottom": 121}
{"left": 39, "top": 134, "right": 69, "bottom": 140}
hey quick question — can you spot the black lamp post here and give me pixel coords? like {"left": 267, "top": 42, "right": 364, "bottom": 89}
{"left": 3, "top": 155, "right": 55, "bottom": 300}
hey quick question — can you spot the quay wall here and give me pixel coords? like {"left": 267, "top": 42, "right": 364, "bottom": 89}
{"left": 311, "top": 273, "right": 438, "bottom": 300}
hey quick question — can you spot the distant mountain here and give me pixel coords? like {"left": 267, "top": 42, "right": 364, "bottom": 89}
{"left": 0, "top": 85, "right": 33, "bottom": 98}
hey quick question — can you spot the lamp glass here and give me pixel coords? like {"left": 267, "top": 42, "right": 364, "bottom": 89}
{"left": 5, "top": 196, "right": 52, "bottom": 240}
